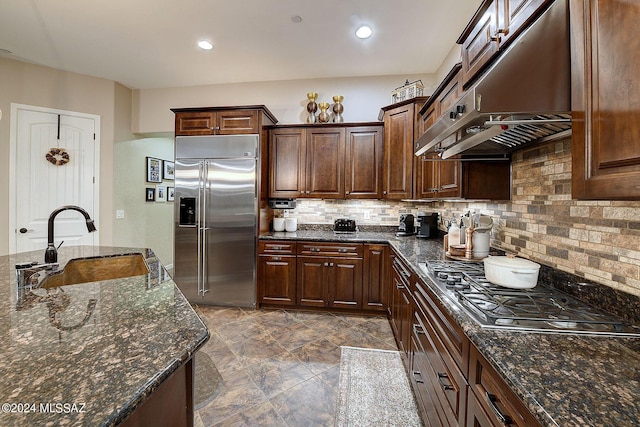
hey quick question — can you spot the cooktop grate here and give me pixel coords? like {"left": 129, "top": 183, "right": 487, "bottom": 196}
{"left": 423, "top": 260, "right": 640, "bottom": 336}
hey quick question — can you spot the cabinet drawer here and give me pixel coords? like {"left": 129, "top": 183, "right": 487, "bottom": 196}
{"left": 258, "top": 240, "right": 296, "bottom": 255}
{"left": 391, "top": 255, "right": 413, "bottom": 289}
{"left": 297, "top": 242, "right": 363, "bottom": 258}
{"left": 414, "top": 279, "right": 469, "bottom": 373}
{"left": 469, "top": 345, "right": 540, "bottom": 427}
{"left": 412, "top": 307, "right": 467, "bottom": 426}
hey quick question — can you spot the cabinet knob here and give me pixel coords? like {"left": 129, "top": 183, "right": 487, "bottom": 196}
{"left": 210, "top": 126, "right": 220, "bottom": 130}
{"left": 345, "top": 191, "right": 350, "bottom": 195}
{"left": 383, "top": 191, "right": 387, "bottom": 195}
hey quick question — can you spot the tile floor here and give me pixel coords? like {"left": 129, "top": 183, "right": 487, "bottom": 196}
{"left": 193, "top": 306, "right": 398, "bottom": 427}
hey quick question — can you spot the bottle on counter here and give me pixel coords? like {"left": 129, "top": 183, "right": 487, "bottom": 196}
{"left": 459, "top": 217, "right": 466, "bottom": 245}
{"left": 448, "top": 219, "right": 460, "bottom": 247}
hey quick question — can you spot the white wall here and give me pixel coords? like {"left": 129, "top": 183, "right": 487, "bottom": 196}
{"left": 132, "top": 74, "right": 440, "bottom": 133}
{"left": 0, "top": 57, "right": 118, "bottom": 256}
{"left": 113, "top": 135, "right": 174, "bottom": 267}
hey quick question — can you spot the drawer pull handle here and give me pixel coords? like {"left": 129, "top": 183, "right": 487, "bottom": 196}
{"left": 310, "top": 247, "right": 320, "bottom": 252}
{"left": 437, "top": 373, "right": 454, "bottom": 391}
{"left": 412, "top": 370, "right": 424, "bottom": 384}
{"left": 338, "top": 248, "right": 348, "bottom": 253}
{"left": 413, "top": 324, "right": 425, "bottom": 335}
{"left": 485, "top": 392, "right": 513, "bottom": 426}
{"left": 271, "top": 257, "right": 282, "bottom": 261}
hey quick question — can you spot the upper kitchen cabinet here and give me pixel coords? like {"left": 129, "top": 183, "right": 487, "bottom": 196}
{"left": 305, "top": 127, "right": 346, "bottom": 198}
{"left": 415, "top": 67, "right": 464, "bottom": 199}
{"left": 571, "top": 0, "right": 640, "bottom": 199}
{"left": 172, "top": 105, "right": 277, "bottom": 136}
{"left": 268, "top": 123, "right": 383, "bottom": 199}
{"left": 345, "top": 126, "right": 384, "bottom": 198}
{"left": 459, "top": 0, "right": 553, "bottom": 87}
{"left": 380, "top": 97, "right": 430, "bottom": 200}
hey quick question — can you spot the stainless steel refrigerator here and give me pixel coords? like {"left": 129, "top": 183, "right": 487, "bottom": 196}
{"left": 174, "top": 134, "right": 258, "bottom": 307}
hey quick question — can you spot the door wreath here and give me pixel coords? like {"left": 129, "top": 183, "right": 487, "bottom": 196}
{"left": 45, "top": 148, "right": 70, "bottom": 166}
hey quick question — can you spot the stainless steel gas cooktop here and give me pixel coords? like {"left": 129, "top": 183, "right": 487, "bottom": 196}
{"left": 420, "top": 260, "right": 640, "bottom": 337}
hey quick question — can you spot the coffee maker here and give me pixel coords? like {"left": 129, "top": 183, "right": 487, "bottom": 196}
{"left": 416, "top": 212, "right": 439, "bottom": 239}
{"left": 396, "top": 214, "right": 415, "bottom": 236}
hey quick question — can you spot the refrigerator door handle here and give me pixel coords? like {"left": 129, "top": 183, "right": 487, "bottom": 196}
{"left": 197, "top": 161, "right": 204, "bottom": 296}
{"left": 201, "top": 160, "right": 209, "bottom": 295}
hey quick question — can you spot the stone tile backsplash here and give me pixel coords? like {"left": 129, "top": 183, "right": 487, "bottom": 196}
{"left": 281, "top": 138, "right": 640, "bottom": 296}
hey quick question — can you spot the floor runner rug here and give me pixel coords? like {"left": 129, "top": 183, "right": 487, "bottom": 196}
{"left": 335, "top": 346, "right": 422, "bottom": 426}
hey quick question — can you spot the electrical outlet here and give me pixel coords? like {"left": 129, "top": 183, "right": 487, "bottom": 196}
{"left": 116, "top": 210, "right": 125, "bottom": 219}
{"left": 283, "top": 210, "right": 290, "bottom": 218}
{"left": 363, "top": 210, "right": 371, "bottom": 220}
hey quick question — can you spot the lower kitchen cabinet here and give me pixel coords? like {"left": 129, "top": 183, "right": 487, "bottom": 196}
{"left": 295, "top": 242, "right": 364, "bottom": 310}
{"left": 363, "top": 243, "right": 388, "bottom": 311}
{"left": 411, "top": 284, "right": 467, "bottom": 427}
{"left": 468, "top": 345, "right": 540, "bottom": 427}
{"left": 297, "top": 256, "right": 363, "bottom": 309}
{"left": 257, "top": 241, "right": 297, "bottom": 306}
{"left": 389, "top": 252, "right": 414, "bottom": 356}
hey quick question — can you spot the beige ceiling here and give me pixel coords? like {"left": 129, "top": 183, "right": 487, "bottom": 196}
{"left": 1, "top": 0, "right": 482, "bottom": 90}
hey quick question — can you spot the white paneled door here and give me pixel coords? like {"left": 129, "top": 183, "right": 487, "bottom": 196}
{"left": 11, "top": 105, "right": 100, "bottom": 254}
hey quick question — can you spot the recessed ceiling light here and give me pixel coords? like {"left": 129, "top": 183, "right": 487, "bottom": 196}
{"left": 355, "top": 25, "right": 373, "bottom": 39}
{"left": 291, "top": 15, "right": 303, "bottom": 23}
{"left": 197, "top": 40, "right": 213, "bottom": 50}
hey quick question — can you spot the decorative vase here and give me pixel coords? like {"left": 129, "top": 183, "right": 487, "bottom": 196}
{"left": 332, "top": 95, "right": 344, "bottom": 123}
{"left": 318, "top": 102, "right": 330, "bottom": 123}
{"left": 306, "top": 92, "right": 318, "bottom": 123}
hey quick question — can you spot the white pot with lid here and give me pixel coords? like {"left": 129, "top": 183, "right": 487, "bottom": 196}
{"left": 483, "top": 255, "right": 541, "bottom": 289}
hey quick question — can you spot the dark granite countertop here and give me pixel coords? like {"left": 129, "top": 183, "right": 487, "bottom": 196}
{"left": 260, "top": 231, "right": 640, "bottom": 427}
{"left": 0, "top": 246, "right": 210, "bottom": 427}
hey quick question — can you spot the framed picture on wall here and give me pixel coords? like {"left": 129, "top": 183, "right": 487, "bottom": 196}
{"left": 145, "top": 187, "right": 155, "bottom": 202}
{"left": 167, "top": 186, "right": 175, "bottom": 202}
{"left": 156, "top": 185, "right": 166, "bottom": 202}
{"left": 163, "top": 161, "right": 175, "bottom": 180}
{"left": 146, "top": 157, "right": 162, "bottom": 183}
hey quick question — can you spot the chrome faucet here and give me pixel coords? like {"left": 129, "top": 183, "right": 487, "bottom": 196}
{"left": 45, "top": 205, "right": 97, "bottom": 263}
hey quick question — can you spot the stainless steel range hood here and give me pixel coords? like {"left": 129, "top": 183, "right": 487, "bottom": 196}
{"left": 415, "top": 0, "right": 571, "bottom": 159}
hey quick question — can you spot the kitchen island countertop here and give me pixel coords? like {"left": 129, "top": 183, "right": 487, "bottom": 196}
{"left": 0, "top": 246, "right": 209, "bottom": 427}
{"left": 261, "top": 230, "right": 640, "bottom": 427}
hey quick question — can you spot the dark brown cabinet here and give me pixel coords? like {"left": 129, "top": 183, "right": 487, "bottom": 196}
{"left": 269, "top": 128, "right": 305, "bottom": 198}
{"left": 468, "top": 345, "right": 540, "bottom": 427}
{"left": 459, "top": 0, "right": 551, "bottom": 87}
{"left": 345, "top": 127, "right": 384, "bottom": 198}
{"left": 173, "top": 106, "right": 276, "bottom": 136}
{"left": 571, "top": 0, "right": 640, "bottom": 199}
{"left": 257, "top": 241, "right": 297, "bottom": 306}
{"left": 268, "top": 124, "right": 383, "bottom": 199}
{"left": 305, "top": 127, "right": 345, "bottom": 198}
{"left": 381, "top": 98, "right": 429, "bottom": 200}
{"left": 388, "top": 252, "right": 414, "bottom": 356}
{"left": 362, "top": 244, "right": 388, "bottom": 312}
{"left": 296, "top": 242, "right": 363, "bottom": 309}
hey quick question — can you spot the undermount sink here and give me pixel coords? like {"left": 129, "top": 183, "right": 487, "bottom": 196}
{"left": 40, "top": 254, "right": 150, "bottom": 288}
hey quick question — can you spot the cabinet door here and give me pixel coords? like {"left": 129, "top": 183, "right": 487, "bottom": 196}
{"left": 217, "top": 110, "right": 259, "bottom": 134}
{"left": 437, "top": 158, "right": 462, "bottom": 198}
{"left": 571, "top": 0, "right": 640, "bottom": 199}
{"left": 465, "top": 392, "right": 495, "bottom": 427}
{"left": 297, "top": 256, "right": 328, "bottom": 307}
{"left": 415, "top": 154, "right": 439, "bottom": 199}
{"left": 330, "top": 258, "right": 363, "bottom": 309}
{"left": 269, "top": 128, "right": 305, "bottom": 198}
{"left": 305, "top": 128, "right": 346, "bottom": 198}
{"left": 345, "top": 126, "right": 383, "bottom": 198}
{"left": 257, "top": 255, "right": 296, "bottom": 306}
{"left": 175, "top": 112, "right": 217, "bottom": 136}
{"left": 383, "top": 104, "right": 415, "bottom": 199}
{"left": 363, "top": 244, "right": 387, "bottom": 311}
{"left": 461, "top": 0, "right": 500, "bottom": 86}
{"left": 498, "top": 0, "right": 551, "bottom": 46}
